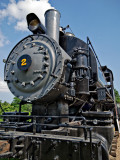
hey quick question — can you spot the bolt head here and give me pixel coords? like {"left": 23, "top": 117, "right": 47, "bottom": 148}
{"left": 19, "top": 96, "right": 23, "bottom": 100}
{"left": 11, "top": 70, "right": 15, "bottom": 74}
{"left": 21, "top": 82, "right": 25, "bottom": 86}
{"left": 30, "top": 81, "right": 34, "bottom": 86}
{"left": 44, "top": 55, "right": 49, "bottom": 60}
{"left": 38, "top": 74, "right": 43, "bottom": 79}
{"left": 3, "top": 59, "right": 7, "bottom": 63}
{"left": 44, "top": 62, "right": 49, "bottom": 67}
{"left": 39, "top": 46, "right": 44, "bottom": 50}
{"left": 32, "top": 43, "right": 36, "bottom": 47}
{"left": 23, "top": 45, "right": 27, "bottom": 49}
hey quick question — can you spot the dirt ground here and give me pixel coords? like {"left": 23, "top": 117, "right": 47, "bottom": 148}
{"left": 110, "top": 133, "right": 120, "bottom": 160}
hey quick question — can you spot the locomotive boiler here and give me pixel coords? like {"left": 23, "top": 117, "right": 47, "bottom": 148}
{"left": 0, "top": 9, "right": 119, "bottom": 160}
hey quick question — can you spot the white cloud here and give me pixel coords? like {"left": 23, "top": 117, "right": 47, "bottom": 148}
{"left": 0, "top": 78, "right": 10, "bottom": 92}
{"left": 0, "top": 0, "right": 54, "bottom": 31}
{"left": 0, "top": 30, "right": 10, "bottom": 47}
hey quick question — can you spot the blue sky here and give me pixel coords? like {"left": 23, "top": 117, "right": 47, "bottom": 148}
{"left": 0, "top": 0, "right": 120, "bottom": 102}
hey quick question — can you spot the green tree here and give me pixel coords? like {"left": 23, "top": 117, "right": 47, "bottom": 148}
{"left": 114, "top": 89, "right": 120, "bottom": 103}
{"left": 11, "top": 97, "right": 21, "bottom": 111}
{"left": 21, "top": 103, "right": 32, "bottom": 113}
{"left": 11, "top": 97, "right": 32, "bottom": 114}
{"left": 0, "top": 100, "right": 3, "bottom": 116}
{"left": 2, "top": 101, "right": 14, "bottom": 112}
{"left": 0, "top": 97, "right": 32, "bottom": 122}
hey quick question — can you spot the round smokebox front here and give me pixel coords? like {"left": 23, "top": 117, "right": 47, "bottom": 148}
{"left": 5, "top": 35, "right": 63, "bottom": 102}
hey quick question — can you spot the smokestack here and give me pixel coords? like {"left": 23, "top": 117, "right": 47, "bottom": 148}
{"left": 45, "top": 9, "right": 60, "bottom": 43}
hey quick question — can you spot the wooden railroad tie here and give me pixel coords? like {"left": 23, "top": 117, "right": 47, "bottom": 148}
{"left": 110, "top": 131, "right": 119, "bottom": 158}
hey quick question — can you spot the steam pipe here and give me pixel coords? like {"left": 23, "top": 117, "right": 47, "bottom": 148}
{"left": 45, "top": 9, "right": 61, "bottom": 43}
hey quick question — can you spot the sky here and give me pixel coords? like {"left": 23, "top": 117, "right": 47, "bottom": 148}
{"left": 0, "top": 0, "right": 120, "bottom": 103}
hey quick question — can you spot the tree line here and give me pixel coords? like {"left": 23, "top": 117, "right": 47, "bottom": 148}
{"left": 0, "top": 97, "right": 32, "bottom": 117}
{"left": 0, "top": 89, "right": 120, "bottom": 116}
{"left": 114, "top": 89, "right": 120, "bottom": 103}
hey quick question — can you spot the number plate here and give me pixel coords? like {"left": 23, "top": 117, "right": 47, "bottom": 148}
{"left": 17, "top": 54, "right": 32, "bottom": 71}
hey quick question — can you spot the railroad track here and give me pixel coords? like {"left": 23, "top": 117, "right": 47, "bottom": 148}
{"left": 110, "top": 131, "right": 120, "bottom": 160}
{"left": 0, "top": 131, "right": 120, "bottom": 160}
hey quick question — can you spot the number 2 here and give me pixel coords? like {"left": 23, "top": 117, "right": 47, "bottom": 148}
{"left": 21, "top": 59, "right": 27, "bottom": 66}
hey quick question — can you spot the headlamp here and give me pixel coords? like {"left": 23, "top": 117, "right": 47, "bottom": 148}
{"left": 26, "top": 13, "right": 45, "bottom": 34}
{"left": 29, "top": 19, "right": 39, "bottom": 32}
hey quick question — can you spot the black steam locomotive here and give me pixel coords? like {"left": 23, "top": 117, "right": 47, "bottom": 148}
{"left": 0, "top": 9, "right": 119, "bottom": 160}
